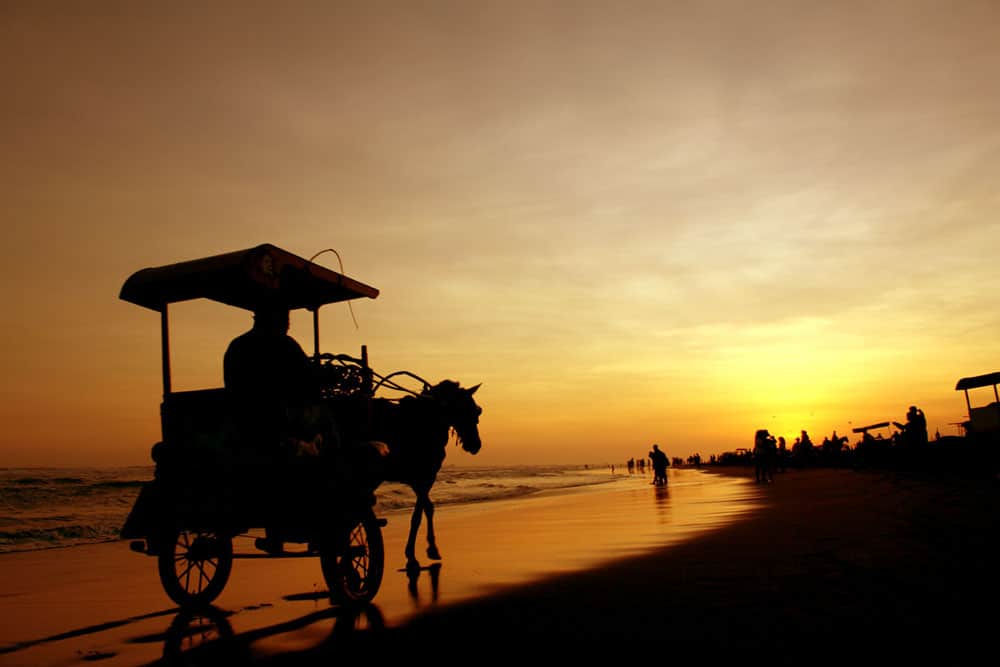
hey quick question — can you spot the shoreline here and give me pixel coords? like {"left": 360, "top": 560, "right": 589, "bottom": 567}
{"left": 3, "top": 466, "right": 997, "bottom": 663}
{"left": 0, "top": 468, "right": 752, "bottom": 665}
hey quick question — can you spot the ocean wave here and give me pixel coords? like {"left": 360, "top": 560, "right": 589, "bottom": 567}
{"left": 0, "top": 523, "right": 123, "bottom": 553}
{"left": 0, "top": 464, "right": 619, "bottom": 553}
{"left": 89, "top": 480, "right": 147, "bottom": 489}
{"left": 6, "top": 476, "right": 86, "bottom": 485}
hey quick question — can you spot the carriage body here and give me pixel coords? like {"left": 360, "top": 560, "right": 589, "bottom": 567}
{"left": 119, "top": 244, "right": 386, "bottom": 607}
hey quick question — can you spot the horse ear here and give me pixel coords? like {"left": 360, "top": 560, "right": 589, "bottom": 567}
{"left": 467, "top": 383, "right": 481, "bottom": 396}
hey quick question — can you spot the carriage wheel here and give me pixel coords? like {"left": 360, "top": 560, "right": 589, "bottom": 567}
{"left": 157, "top": 529, "right": 233, "bottom": 607}
{"left": 320, "top": 509, "right": 384, "bottom": 605}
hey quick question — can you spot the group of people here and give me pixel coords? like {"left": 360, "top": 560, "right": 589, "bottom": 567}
{"left": 648, "top": 444, "right": 669, "bottom": 485}
{"left": 753, "top": 429, "right": 779, "bottom": 483}
{"left": 624, "top": 446, "right": 671, "bottom": 485}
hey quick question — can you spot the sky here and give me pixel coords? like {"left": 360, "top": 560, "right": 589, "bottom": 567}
{"left": 2, "top": 1, "right": 999, "bottom": 468}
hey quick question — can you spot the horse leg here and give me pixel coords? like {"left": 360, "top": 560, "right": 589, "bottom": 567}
{"left": 405, "top": 504, "right": 422, "bottom": 566}
{"left": 422, "top": 494, "right": 441, "bottom": 561}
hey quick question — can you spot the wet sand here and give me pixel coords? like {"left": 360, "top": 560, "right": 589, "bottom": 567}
{"left": 2, "top": 467, "right": 997, "bottom": 664}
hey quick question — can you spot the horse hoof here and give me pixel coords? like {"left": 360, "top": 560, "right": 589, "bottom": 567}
{"left": 426, "top": 547, "right": 441, "bottom": 561}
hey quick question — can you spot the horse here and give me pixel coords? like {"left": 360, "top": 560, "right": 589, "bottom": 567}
{"left": 368, "top": 379, "right": 482, "bottom": 566}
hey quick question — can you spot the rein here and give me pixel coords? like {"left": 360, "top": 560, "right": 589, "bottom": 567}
{"left": 330, "top": 359, "right": 470, "bottom": 448}
{"left": 371, "top": 370, "right": 431, "bottom": 398}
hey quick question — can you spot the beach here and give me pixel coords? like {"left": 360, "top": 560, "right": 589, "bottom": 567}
{"left": 2, "top": 466, "right": 997, "bottom": 664}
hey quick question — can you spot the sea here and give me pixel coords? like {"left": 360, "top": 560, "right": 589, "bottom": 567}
{"left": 0, "top": 464, "right": 640, "bottom": 554}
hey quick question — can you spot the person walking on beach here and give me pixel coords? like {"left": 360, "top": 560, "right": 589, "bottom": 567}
{"left": 649, "top": 444, "right": 668, "bottom": 486}
{"left": 753, "top": 429, "right": 776, "bottom": 483}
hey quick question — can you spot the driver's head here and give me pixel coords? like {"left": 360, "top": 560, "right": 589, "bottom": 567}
{"left": 253, "top": 297, "right": 290, "bottom": 334}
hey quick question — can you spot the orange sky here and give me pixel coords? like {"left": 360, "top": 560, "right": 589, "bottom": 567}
{"left": 2, "top": 1, "right": 999, "bottom": 468}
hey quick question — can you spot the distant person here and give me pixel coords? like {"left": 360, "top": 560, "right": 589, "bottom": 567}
{"left": 793, "top": 429, "right": 814, "bottom": 466}
{"left": 777, "top": 436, "right": 787, "bottom": 472}
{"left": 753, "top": 429, "right": 776, "bottom": 483}
{"left": 905, "top": 405, "right": 928, "bottom": 447}
{"left": 649, "top": 444, "right": 668, "bottom": 486}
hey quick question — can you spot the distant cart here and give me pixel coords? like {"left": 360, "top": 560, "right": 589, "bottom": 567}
{"left": 955, "top": 371, "right": 1000, "bottom": 438}
{"left": 850, "top": 421, "right": 899, "bottom": 440}
{"left": 119, "top": 244, "right": 387, "bottom": 608}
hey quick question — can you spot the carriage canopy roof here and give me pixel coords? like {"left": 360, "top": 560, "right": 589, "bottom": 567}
{"left": 955, "top": 372, "right": 1000, "bottom": 391}
{"left": 120, "top": 244, "right": 379, "bottom": 312}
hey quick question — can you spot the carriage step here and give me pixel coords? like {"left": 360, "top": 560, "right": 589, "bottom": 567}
{"left": 129, "top": 540, "right": 147, "bottom": 554}
{"left": 255, "top": 537, "right": 285, "bottom": 555}
{"left": 233, "top": 550, "right": 319, "bottom": 559}
{"left": 377, "top": 518, "right": 388, "bottom": 527}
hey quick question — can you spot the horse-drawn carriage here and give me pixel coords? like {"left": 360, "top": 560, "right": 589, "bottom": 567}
{"left": 119, "top": 244, "right": 392, "bottom": 607}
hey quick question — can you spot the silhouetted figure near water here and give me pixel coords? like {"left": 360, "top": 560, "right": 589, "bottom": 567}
{"left": 649, "top": 444, "right": 668, "bottom": 485}
{"left": 777, "top": 436, "right": 787, "bottom": 472}
{"left": 754, "top": 429, "right": 776, "bottom": 483}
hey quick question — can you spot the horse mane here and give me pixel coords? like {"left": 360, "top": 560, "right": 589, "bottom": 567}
{"left": 425, "top": 379, "right": 460, "bottom": 395}
{"left": 371, "top": 379, "right": 478, "bottom": 460}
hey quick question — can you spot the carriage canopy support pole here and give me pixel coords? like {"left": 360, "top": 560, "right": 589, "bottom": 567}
{"left": 362, "top": 344, "right": 373, "bottom": 434}
{"left": 362, "top": 345, "right": 371, "bottom": 395}
{"left": 160, "top": 305, "right": 172, "bottom": 396}
{"left": 312, "top": 308, "right": 320, "bottom": 357}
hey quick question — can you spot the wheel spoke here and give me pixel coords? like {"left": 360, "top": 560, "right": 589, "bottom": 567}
{"left": 160, "top": 530, "right": 232, "bottom": 606}
{"left": 194, "top": 561, "right": 207, "bottom": 593}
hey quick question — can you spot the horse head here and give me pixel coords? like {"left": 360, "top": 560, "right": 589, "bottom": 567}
{"left": 425, "top": 380, "right": 483, "bottom": 455}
